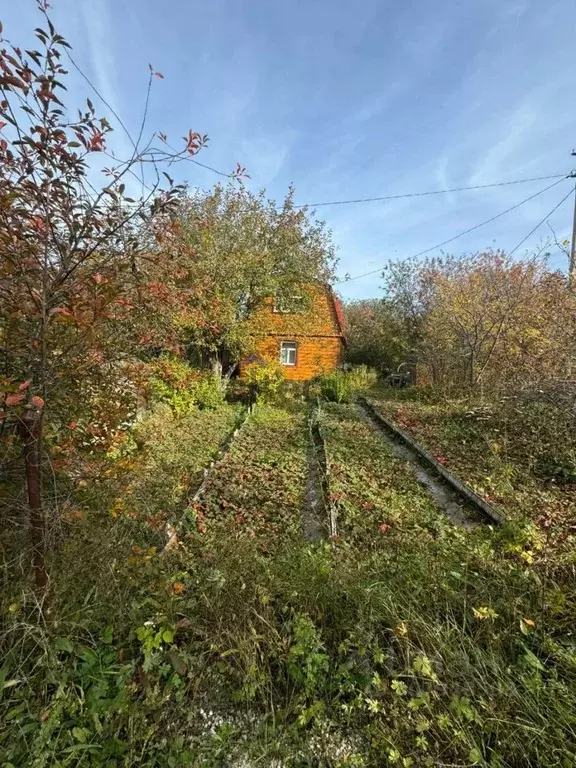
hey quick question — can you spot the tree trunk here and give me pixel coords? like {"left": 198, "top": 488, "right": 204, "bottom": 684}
{"left": 18, "top": 411, "right": 47, "bottom": 589}
{"left": 210, "top": 354, "right": 223, "bottom": 380}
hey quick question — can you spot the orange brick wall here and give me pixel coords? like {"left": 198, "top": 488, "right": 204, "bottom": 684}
{"left": 239, "top": 284, "right": 345, "bottom": 381}
{"left": 245, "top": 335, "right": 343, "bottom": 381}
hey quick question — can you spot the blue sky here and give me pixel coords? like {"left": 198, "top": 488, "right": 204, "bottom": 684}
{"left": 4, "top": 0, "right": 576, "bottom": 298}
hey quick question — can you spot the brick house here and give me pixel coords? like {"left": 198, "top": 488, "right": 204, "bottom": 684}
{"left": 239, "top": 284, "right": 346, "bottom": 381}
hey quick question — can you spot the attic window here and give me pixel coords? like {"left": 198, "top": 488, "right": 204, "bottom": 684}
{"left": 273, "top": 296, "right": 305, "bottom": 313}
{"left": 279, "top": 341, "right": 298, "bottom": 366}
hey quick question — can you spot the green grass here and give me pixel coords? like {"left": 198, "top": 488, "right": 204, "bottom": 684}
{"left": 1, "top": 401, "right": 575, "bottom": 767}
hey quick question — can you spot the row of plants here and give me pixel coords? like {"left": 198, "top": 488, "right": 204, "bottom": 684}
{"left": 187, "top": 404, "right": 309, "bottom": 552}
{"left": 367, "top": 387, "right": 576, "bottom": 561}
{"left": 312, "top": 402, "right": 576, "bottom": 767}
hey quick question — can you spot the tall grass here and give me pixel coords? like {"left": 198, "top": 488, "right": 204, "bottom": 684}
{"left": 317, "top": 365, "right": 378, "bottom": 403}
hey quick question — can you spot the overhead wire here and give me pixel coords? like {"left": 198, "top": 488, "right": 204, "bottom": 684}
{"left": 508, "top": 186, "right": 575, "bottom": 257}
{"left": 340, "top": 176, "right": 570, "bottom": 283}
{"left": 294, "top": 174, "right": 567, "bottom": 209}
{"left": 58, "top": 52, "right": 576, "bottom": 263}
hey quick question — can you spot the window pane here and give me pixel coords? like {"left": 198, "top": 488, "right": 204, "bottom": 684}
{"left": 280, "top": 342, "right": 297, "bottom": 365}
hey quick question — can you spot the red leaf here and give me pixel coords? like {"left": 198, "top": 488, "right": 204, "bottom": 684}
{"left": 19, "top": 380, "right": 30, "bottom": 391}
{"left": 0, "top": 121, "right": 6, "bottom": 130}
{"left": 154, "top": 72, "right": 164, "bottom": 79}
{"left": 50, "top": 306, "right": 71, "bottom": 316}
{"left": 93, "top": 273, "right": 103, "bottom": 284}
{"left": 32, "top": 395, "right": 45, "bottom": 408}
{"left": 5, "top": 393, "right": 25, "bottom": 406}
{"left": 379, "top": 523, "right": 390, "bottom": 534}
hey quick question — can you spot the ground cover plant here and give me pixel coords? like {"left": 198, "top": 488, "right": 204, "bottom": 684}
{"left": 0, "top": 402, "right": 243, "bottom": 764}
{"left": 2, "top": 399, "right": 576, "bottom": 766}
{"left": 189, "top": 404, "right": 309, "bottom": 551}
{"left": 367, "top": 387, "right": 576, "bottom": 563}
{"left": 313, "top": 402, "right": 576, "bottom": 767}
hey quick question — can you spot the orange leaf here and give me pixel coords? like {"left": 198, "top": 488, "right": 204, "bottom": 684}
{"left": 379, "top": 523, "right": 391, "bottom": 534}
{"left": 5, "top": 393, "right": 25, "bottom": 406}
{"left": 32, "top": 395, "right": 45, "bottom": 408}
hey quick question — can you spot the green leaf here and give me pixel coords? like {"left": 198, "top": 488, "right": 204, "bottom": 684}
{"left": 0, "top": 663, "right": 8, "bottom": 702}
{"left": 168, "top": 649, "right": 187, "bottom": 676}
{"left": 54, "top": 636, "right": 73, "bottom": 653}
{"left": 162, "top": 629, "right": 175, "bottom": 644}
{"left": 101, "top": 625, "right": 113, "bottom": 644}
{"left": 449, "top": 571, "right": 463, "bottom": 580}
{"left": 522, "top": 649, "right": 544, "bottom": 671}
{"left": 468, "top": 747, "right": 482, "bottom": 764}
{"left": 72, "top": 726, "right": 88, "bottom": 743}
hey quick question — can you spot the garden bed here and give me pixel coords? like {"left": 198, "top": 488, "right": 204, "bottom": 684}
{"left": 188, "top": 405, "right": 309, "bottom": 552}
{"left": 367, "top": 388, "right": 576, "bottom": 560}
{"left": 317, "top": 402, "right": 456, "bottom": 547}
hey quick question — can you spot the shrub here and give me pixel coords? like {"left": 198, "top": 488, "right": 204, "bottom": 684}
{"left": 318, "top": 371, "right": 353, "bottom": 403}
{"left": 317, "top": 365, "right": 377, "bottom": 403}
{"left": 243, "top": 361, "right": 285, "bottom": 403}
{"left": 347, "top": 364, "right": 378, "bottom": 391}
{"left": 145, "top": 356, "right": 224, "bottom": 414}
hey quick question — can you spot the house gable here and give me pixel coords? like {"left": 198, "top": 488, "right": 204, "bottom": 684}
{"left": 240, "top": 284, "right": 345, "bottom": 381}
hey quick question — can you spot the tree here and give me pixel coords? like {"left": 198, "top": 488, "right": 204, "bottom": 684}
{"left": 343, "top": 299, "right": 407, "bottom": 371}
{"left": 0, "top": 1, "right": 229, "bottom": 586}
{"left": 380, "top": 248, "right": 576, "bottom": 392}
{"left": 158, "top": 184, "right": 337, "bottom": 381}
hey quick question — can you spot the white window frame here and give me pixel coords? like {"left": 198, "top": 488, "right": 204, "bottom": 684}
{"left": 273, "top": 295, "right": 304, "bottom": 314}
{"left": 279, "top": 341, "right": 298, "bottom": 366}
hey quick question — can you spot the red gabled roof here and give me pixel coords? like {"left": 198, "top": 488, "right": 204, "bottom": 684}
{"left": 328, "top": 287, "right": 346, "bottom": 344}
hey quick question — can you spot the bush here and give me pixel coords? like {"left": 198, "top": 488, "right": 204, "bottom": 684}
{"left": 145, "top": 356, "right": 224, "bottom": 414}
{"left": 243, "top": 361, "right": 285, "bottom": 403}
{"left": 317, "top": 365, "right": 377, "bottom": 403}
{"left": 346, "top": 364, "right": 378, "bottom": 390}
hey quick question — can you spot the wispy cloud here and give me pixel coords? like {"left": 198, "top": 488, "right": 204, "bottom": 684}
{"left": 76, "top": 0, "right": 133, "bottom": 162}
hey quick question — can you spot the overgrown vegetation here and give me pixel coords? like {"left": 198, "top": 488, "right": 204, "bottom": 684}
{"left": 3, "top": 401, "right": 575, "bottom": 766}
{"left": 315, "top": 365, "right": 378, "bottom": 403}
{"left": 1, "top": 4, "right": 575, "bottom": 767}
{"left": 368, "top": 388, "right": 576, "bottom": 559}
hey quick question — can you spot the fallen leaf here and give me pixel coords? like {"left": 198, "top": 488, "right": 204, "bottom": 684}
{"left": 5, "top": 393, "right": 25, "bottom": 406}
{"left": 379, "top": 523, "right": 390, "bottom": 533}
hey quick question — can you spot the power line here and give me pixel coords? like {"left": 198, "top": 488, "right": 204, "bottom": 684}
{"left": 294, "top": 173, "right": 568, "bottom": 209}
{"left": 508, "top": 186, "right": 574, "bottom": 256}
{"left": 340, "top": 176, "right": 569, "bottom": 284}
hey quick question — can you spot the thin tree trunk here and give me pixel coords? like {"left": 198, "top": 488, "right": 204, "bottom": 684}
{"left": 18, "top": 411, "right": 47, "bottom": 589}
{"left": 210, "top": 354, "right": 223, "bottom": 379}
